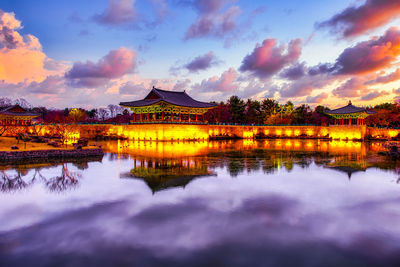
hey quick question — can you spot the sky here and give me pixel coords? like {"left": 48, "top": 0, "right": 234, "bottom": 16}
{"left": 0, "top": 0, "right": 400, "bottom": 109}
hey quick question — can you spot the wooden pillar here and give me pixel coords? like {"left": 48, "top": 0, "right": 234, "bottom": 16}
{"left": 171, "top": 112, "right": 173, "bottom": 121}
{"left": 349, "top": 117, "right": 351, "bottom": 125}
{"left": 162, "top": 112, "right": 164, "bottom": 121}
{"left": 195, "top": 114, "right": 198, "bottom": 122}
{"left": 140, "top": 113, "right": 143, "bottom": 122}
{"left": 154, "top": 112, "right": 157, "bottom": 121}
{"left": 188, "top": 112, "right": 191, "bottom": 122}
{"left": 179, "top": 113, "right": 181, "bottom": 122}
{"left": 147, "top": 113, "right": 150, "bottom": 121}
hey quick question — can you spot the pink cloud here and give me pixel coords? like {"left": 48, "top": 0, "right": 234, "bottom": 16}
{"left": 279, "top": 74, "right": 334, "bottom": 98}
{"left": 185, "top": 5, "right": 240, "bottom": 40}
{"left": 365, "top": 68, "right": 400, "bottom": 85}
{"left": 332, "top": 27, "right": 400, "bottom": 75}
{"left": 184, "top": 51, "right": 219, "bottom": 73}
{"left": 93, "top": 0, "right": 137, "bottom": 25}
{"left": 305, "top": 92, "right": 328, "bottom": 104}
{"left": 193, "top": 67, "right": 239, "bottom": 93}
{"left": 360, "top": 90, "right": 389, "bottom": 101}
{"left": 239, "top": 38, "right": 302, "bottom": 79}
{"left": 65, "top": 47, "right": 137, "bottom": 87}
{"left": 318, "top": 0, "right": 400, "bottom": 38}
{"left": 332, "top": 77, "right": 367, "bottom": 98}
{"left": 280, "top": 62, "right": 307, "bottom": 80}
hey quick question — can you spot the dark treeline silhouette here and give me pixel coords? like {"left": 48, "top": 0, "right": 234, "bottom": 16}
{"left": 2, "top": 96, "right": 399, "bottom": 127}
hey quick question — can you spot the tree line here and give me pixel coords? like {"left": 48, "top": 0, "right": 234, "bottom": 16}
{"left": 1, "top": 96, "right": 400, "bottom": 127}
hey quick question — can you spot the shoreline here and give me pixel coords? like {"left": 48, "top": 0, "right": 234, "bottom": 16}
{"left": 0, "top": 148, "right": 104, "bottom": 164}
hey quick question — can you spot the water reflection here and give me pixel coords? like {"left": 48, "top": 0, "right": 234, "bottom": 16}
{"left": 1, "top": 140, "right": 400, "bottom": 266}
{"left": 101, "top": 139, "right": 396, "bottom": 190}
{"left": 1, "top": 162, "right": 87, "bottom": 193}
{"left": 126, "top": 157, "right": 214, "bottom": 192}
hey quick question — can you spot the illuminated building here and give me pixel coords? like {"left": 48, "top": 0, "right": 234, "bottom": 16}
{"left": 120, "top": 87, "right": 217, "bottom": 123}
{"left": 326, "top": 101, "right": 376, "bottom": 125}
{"left": 0, "top": 105, "right": 39, "bottom": 126}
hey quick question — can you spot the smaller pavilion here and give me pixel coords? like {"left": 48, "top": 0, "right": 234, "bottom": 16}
{"left": 326, "top": 101, "right": 376, "bottom": 126}
{"left": 0, "top": 105, "right": 39, "bottom": 126}
{"left": 120, "top": 87, "right": 217, "bottom": 123}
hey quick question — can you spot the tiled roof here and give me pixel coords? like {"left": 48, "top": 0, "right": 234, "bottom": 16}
{"left": 120, "top": 88, "right": 217, "bottom": 108}
{"left": 0, "top": 105, "right": 39, "bottom": 117}
{"left": 326, "top": 101, "right": 376, "bottom": 115}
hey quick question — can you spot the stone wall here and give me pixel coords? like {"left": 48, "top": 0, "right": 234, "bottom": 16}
{"left": 0, "top": 148, "right": 104, "bottom": 162}
{"left": 15, "top": 123, "right": 400, "bottom": 141}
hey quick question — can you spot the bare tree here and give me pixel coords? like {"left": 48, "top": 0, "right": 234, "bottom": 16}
{"left": 0, "top": 97, "right": 12, "bottom": 108}
{"left": 97, "top": 108, "right": 110, "bottom": 121}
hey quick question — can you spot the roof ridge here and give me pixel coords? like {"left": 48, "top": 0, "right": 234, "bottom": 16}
{"left": 154, "top": 88, "right": 185, "bottom": 94}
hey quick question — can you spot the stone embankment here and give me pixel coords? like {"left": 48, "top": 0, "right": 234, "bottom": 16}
{"left": 0, "top": 148, "right": 104, "bottom": 163}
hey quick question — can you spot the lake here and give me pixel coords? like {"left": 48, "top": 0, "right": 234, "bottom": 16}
{"left": 1, "top": 139, "right": 400, "bottom": 267}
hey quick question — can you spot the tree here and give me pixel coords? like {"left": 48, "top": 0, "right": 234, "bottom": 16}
{"left": 0, "top": 97, "right": 12, "bottom": 108}
{"left": 97, "top": 108, "right": 110, "bottom": 121}
{"left": 261, "top": 98, "right": 280, "bottom": 123}
{"left": 108, "top": 104, "right": 124, "bottom": 118}
{"left": 292, "top": 104, "right": 312, "bottom": 124}
{"left": 245, "top": 99, "right": 262, "bottom": 124}
{"left": 68, "top": 108, "right": 88, "bottom": 123}
{"left": 205, "top": 102, "right": 232, "bottom": 123}
{"left": 228, "top": 96, "right": 246, "bottom": 123}
{"left": 87, "top": 109, "right": 98, "bottom": 119}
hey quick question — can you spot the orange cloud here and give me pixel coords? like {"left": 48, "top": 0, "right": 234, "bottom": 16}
{"left": 0, "top": 9, "right": 66, "bottom": 84}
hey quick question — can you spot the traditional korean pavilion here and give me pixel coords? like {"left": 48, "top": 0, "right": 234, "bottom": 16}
{"left": 120, "top": 87, "right": 217, "bottom": 123}
{"left": 0, "top": 104, "right": 39, "bottom": 126}
{"left": 326, "top": 101, "right": 376, "bottom": 125}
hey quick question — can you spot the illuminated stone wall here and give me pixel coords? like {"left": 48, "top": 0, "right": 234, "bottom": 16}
{"left": 367, "top": 128, "right": 400, "bottom": 139}
{"left": 20, "top": 123, "right": 400, "bottom": 141}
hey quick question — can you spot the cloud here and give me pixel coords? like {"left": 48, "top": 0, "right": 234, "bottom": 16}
{"left": 333, "top": 27, "right": 400, "bottom": 75}
{"left": 360, "top": 90, "right": 389, "bottom": 101}
{"left": 192, "top": 67, "right": 239, "bottom": 93}
{"left": 93, "top": 0, "right": 137, "bottom": 26}
{"left": 184, "top": 51, "right": 219, "bottom": 73}
{"left": 280, "top": 62, "right": 307, "bottom": 80}
{"left": 365, "top": 68, "right": 400, "bottom": 85}
{"left": 26, "top": 75, "right": 66, "bottom": 94}
{"left": 332, "top": 77, "right": 367, "bottom": 98}
{"left": 0, "top": 9, "right": 24, "bottom": 49}
{"left": 305, "top": 92, "right": 328, "bottom": 104}
{"left": 0, "top": 9, "right": 67, "bottom": 84}
{"left": 279, "top": 74, "right": 334, "bottom": 98}
{"left": 309, "top": 27, "right": 400, "bottom": 76}
{"left": 317, "top": 0, "right": 400, "bottom": 38}
{"left": 184, "top": 0, "right": 241, "bottom": 41}
{"left": 119, "top": 81, "right": 147, "bottom": 95}
{"left": 239, "top": 38, "right": 302, "bottom": 79}
{"left": 172, "top": 79, "right": 191, "bottom": 91}
{"left": 93, "top": 0, "right": 168, "bottom": 29}
{"left": 65, "top": 47, "right": 137, "bottom": 88}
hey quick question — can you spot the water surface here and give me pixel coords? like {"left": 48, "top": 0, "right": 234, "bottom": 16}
{"left": 1, "top": 140, "right": 400, "bottom": 267}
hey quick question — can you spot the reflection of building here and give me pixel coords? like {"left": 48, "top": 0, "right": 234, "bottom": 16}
{"left": 0, "top": 105, "right": 39, "bottom": 126}
{"left": 326, "top": 101, "right": 375, "bottom": 125}
{"left": 120, "top": 87, "right": 217, "bottom": 123}
{"left": 128, "top": 157, "right": 213, "bottom": 192}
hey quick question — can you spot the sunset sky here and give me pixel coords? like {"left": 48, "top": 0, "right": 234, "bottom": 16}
{"left": 1, "top": 0, "right": 400, "bottom": 109}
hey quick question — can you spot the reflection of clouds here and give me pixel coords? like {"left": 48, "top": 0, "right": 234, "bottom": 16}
{"left": 1, "top": 142, "right": 400, "bottom": 266}
{"left": 2, "top": 189, "right": 400, "bottom": 266}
